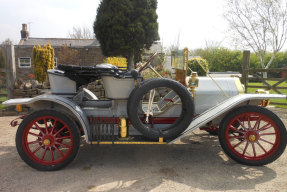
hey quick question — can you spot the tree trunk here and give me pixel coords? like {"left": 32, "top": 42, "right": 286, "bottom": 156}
{"left": 265, "top": 54, "right": 275, "bottom": 69}
{"left": 262, "top": 54, "right": 275, "bottom": 79}
{"left": 127, "top": 52, "right": 135, "bottom": 70}
{"left": 258, "top": 56, "right": 268, "bottom": 79}
{"left": 262, "top": 72, "right": 267, "bottom": 79}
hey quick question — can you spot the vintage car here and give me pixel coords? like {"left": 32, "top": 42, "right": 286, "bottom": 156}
{"left": 3, "top": 53, "right": 287, "bottom": 171}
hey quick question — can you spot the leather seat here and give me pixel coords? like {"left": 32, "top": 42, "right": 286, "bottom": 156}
{"left": 57, "top": 64, "right": 128, "bottom": 87}
{"left": 57, "top": 63, "right": 119, "bottom": 72}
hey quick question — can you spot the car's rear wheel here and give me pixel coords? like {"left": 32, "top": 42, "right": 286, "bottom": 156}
{"left": 16, "top": 110, "right": 80, "bottom": 171}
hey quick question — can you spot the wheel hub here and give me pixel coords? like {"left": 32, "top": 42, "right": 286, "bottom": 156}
{"left": 43, "top": 139, "right": 51, "bottom": 146}
{"left": 245, "top": 131, "right": 259, "bottom": 142}
{"left": 248, "top": 134, "right": 256, "bottom": 142}
{"left": 42, "top": 135, "right": 55, "bottom": 147}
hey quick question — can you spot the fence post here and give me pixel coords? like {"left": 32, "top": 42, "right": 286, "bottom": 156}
{"left": 4, "top": 44, "right": 16, "bottom": 99}
{"left": 242, "top": 50, "right": 250, "bottom": 93}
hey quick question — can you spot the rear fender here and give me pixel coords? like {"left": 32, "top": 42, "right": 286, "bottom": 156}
{"left": 3, "top": 94, "right": 91, "bottom": 142}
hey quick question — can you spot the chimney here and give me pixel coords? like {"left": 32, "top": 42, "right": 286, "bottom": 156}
{"left": 21, "top": 24, "right": 29, "bottom": 40}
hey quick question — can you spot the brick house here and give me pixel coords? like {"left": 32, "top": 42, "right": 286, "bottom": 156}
{"left": 15, "top": 24, "right": 105, "bottom": 80}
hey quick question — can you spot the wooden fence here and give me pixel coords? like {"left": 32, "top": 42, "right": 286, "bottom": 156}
{"left": 241, "top": 50, "right": 287, "bottom": 106}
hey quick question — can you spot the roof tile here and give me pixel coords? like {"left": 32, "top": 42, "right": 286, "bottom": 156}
{"left": 19, "top": 38, "right": 100, "bottom": 47}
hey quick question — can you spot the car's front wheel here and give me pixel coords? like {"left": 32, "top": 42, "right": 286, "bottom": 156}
{"left": 219, "top": 106, "right": 287, "bottom": 166}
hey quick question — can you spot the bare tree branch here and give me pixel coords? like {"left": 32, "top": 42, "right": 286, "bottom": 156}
{"left": 225, "top": 0, "right": 287, "bottom": 74}
{"left": 68, "top": 26, "right": 95, "bottom": 39}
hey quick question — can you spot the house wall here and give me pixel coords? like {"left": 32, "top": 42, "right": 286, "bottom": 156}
{"left": 54, "top": 47, "right": 106, "bottom": 66}
{"left": 14, "top": 46, "right": 105, "bottom": 81}
{"left": 14, "top": 46, "right": 34, "bottom": 80}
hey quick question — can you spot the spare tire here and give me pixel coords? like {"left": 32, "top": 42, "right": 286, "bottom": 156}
{"left": 127, "top": 78, "right": 194, "bottom": 140}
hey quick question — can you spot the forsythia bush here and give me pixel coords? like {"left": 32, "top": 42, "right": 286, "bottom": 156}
{"left": 187, "top": 57, "right": 209, "bottom": 76}
{"left": 32, "top": 44, "right": 54, "bottom": 83}
{"left": 105, "top": 57, "right": 127, "bottom": 69}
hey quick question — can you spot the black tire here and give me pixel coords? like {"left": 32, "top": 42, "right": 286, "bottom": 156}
{"left": 16, "top": 110, "right": 80, "bottom": 171}
{"left": 127, "top": 78, "right": 194, "bottom": 140}
{"left": 219, "top": 105, "right": 287, "bottom": 166}
{"left": 127, "top": 78, "right": 158, "bottom": 111}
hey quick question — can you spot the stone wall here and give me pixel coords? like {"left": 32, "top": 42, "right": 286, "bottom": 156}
{"left": 86, "top": 80, "right": 106, "bottom": 99}
{"left": 14, "top": 88, "right": 43, "bottom": 98}
{"left": 13, "top": 79, "right": 44, "bottom": 98}
{"left": 12, "top": 79, "right": 106, "bottom": 99}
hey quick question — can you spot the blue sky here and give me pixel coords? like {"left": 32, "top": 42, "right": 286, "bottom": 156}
{"left": 0, "top": 0, "right": 229, "bottom": 49}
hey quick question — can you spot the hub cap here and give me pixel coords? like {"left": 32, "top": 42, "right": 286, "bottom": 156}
{"left": 43, "top": 139, "right": 51, "bottom": 146}
{"left": 245, "top": 130, "right": 259, "bottom": 142}
{"left": 248, "top": 134, "right": 256, "bottom": 142}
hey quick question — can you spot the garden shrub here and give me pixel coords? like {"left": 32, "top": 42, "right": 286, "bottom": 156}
{"left": 105, "top": 57, "right": 127, "bottom": 69}
{"left": 32, "top": 44, "right": 54, "bottom": 83}
{"left": 187, "top": 58, "right": 209, "bottom": 76}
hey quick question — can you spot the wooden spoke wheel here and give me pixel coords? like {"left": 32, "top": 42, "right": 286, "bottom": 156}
{"left": 16, "top": 110, "right": 80, "bottom": 171}
{"left": 219, "top": 106, "right": 287, "bottom": 166}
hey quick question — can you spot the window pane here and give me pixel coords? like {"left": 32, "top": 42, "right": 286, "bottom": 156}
{"left": 54, "top": 57, "right": 57, "bottom": 67}
{"left": 19, "top": 58, "right": 31, "bottom": 67}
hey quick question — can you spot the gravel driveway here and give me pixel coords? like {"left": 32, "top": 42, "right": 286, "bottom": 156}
{"left": 0, "top": 107, "right": 286, "bottom": 192}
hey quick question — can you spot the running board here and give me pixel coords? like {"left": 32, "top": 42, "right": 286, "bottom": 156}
{"left": 168, "top": 94, "right": 287, "bottom": 144}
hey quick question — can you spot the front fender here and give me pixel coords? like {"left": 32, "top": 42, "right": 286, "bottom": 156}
{"left": 3, "top": 94, "right": 91, "bottom": 142}
{"left": 169, "top": 93, "right": 287, "bottom": 144}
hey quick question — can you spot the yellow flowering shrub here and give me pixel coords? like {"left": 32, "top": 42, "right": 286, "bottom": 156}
{"left": 187, "top": 57, "right": 209, "bottom": 76}
{"left": 105, "top": 57, "right": 127, "bottom": 69}
{"left": 32, "top": 43, "right": 54, "bottom": 83}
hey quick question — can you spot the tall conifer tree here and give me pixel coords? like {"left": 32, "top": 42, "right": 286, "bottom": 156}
{"left": 94, "top": 0, "right": 159, "bottom": 69}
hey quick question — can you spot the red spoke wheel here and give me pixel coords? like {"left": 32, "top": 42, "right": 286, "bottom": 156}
{"left": 16, "top": 110, "right": 80, "bottom": 171}
{"left": 219, "top": 106, "right": 286, "bottom": 166}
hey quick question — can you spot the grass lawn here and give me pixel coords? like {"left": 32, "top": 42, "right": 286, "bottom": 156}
{"left": 247, "top": 81, "right": 287, "bottom": 109}
{"left": 0, "top": 89, "right": 7, "bottom": 110}
{"left": 1, "top": 89, "right": 7, "bottom": 94}
{"left": 0, "top": 96, "right": 8, "bottom": 110}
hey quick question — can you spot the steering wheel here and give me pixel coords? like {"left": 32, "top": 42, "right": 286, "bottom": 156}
{"left": 138, "top": 52, "right": 158, "bottom": 72}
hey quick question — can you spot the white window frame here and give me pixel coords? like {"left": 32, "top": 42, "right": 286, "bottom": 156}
{"left": 18, "top": 57, "right": 31, "bottom": 68}
{"left": 54, "top": 57, "right": 57, "bottom": 68}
